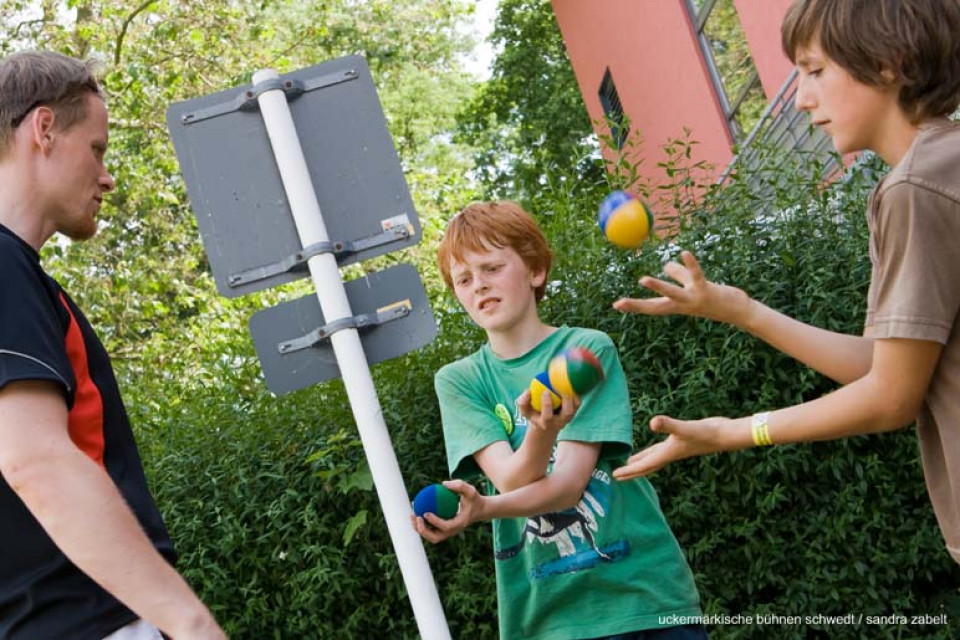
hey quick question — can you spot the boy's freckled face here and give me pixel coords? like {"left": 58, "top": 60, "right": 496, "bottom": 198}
{"left": 794, "top": 41, "right": 901, "bottom": 156}
{"left": 449, "top": 245, "right": 545, "bottom": 335}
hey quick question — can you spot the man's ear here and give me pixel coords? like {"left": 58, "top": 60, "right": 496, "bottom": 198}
{"left": 29, "top": 106, "right": 57, "bottom": 152}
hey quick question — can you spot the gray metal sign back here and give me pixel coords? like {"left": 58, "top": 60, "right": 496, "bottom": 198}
{"left": 249, "top": 264, "right": 437, "bottom": 395}
{"left": 165, "top": 55, "right": 421, "bottom": 297}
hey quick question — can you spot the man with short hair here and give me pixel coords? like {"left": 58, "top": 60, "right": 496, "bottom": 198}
{"left": 0, "top": 50, "right": 226, "bottom": 640}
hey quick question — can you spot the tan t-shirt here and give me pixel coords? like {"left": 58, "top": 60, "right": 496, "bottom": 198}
{"left": 864, "top": 118, "right": 960, "bottom": 563}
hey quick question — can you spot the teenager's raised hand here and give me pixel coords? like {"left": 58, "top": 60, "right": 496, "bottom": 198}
{"left": 411, "top": 479, "right": 482, "bottom": 544}
{"left": 517, "top": 388, "right": 579, "bottom": 436}
{"left": 613, "top": 251, "right": 752, "bottom": 326}
{"left": 612, "top": 415, "right": 740, "bottom": 480}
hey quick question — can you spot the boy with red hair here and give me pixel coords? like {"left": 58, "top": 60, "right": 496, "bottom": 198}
{"left": 414, "top": 201, "right": 706, "bottom": 640}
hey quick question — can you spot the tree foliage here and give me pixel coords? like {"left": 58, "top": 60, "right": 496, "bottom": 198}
{"left": 455, "top": 0, "right": 602, "bottom": 202}
{"left": 1, "top": 0, "right": 478, "bottom": 372}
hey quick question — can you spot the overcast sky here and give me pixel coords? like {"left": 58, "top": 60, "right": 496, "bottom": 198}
{"left": 462, "top": 0, "right": 498, "bottom": 80}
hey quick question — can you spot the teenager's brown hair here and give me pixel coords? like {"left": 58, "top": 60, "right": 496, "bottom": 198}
{"left": 438, "top": 201, "right": 553, "bottom": 303}
{"left": 781, "top": 0, "right": 960, "bottom": 121}
{"left": 0, "top": 51, "right": 102, "bottom": 157}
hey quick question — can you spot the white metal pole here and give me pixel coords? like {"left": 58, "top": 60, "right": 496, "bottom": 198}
{"left": 253, "top": 68, "right": 451, "bottom": 640}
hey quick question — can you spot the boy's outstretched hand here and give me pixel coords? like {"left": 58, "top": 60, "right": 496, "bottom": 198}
{"left": 612, "top": 414, "right": 748, "bottom": 480}
{"left": 411, "top": 479, "right": 484, "bottom": 544}
{"left": 612, "top": 250, "right": 752, "bottom": 326}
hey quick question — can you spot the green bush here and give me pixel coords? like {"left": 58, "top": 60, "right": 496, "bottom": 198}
{"left": 126, "top": 136, "right": 959, "bottom": 638}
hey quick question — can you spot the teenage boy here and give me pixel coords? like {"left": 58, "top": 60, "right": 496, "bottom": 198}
{"left": 611, "top": 0, "right": 960, "bottom": 565}
{"left": 413, "top": 201, "right": 706, "bottom": 640}
{"left": 0, "top": 51, "right": 226, "bottom": 639}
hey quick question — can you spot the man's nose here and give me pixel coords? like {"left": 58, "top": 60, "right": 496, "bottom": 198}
{"left": 100, "top": 170, "right": 116, "bottom": 193}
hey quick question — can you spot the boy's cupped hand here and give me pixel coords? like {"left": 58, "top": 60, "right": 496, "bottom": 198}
{"left": 516, "top": 388, "right": 580, "bottom": 436}
{"left": 612, "top": 414, "right": 737, "bottom": 480}
{"left": 411, "top": 479, "right": 483, "bottom": 544}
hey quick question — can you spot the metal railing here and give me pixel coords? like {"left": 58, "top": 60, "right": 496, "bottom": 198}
{"left": 718, "top": 68, "right": 838, "bottom": 186}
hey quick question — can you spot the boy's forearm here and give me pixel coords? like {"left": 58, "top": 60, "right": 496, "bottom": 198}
{"left": 481, "top": 426, "right": 557, "bottom": 493}
{"left": 612, "top": 337, "right": 940, "bottom": 482}
{"left": 479, "top": 472, "right": 586, "bottom": 521}
{"left": 769, "top": 337, "right": 939, "bottom": 442}
{"left": 476, "top": 442, "right": 599, "bottom": 521}
{"left": 738, "top": 298, "right": 874, "bottom": 384}
{"left": 717, "top": 371, "right": 919, "bottom": 451}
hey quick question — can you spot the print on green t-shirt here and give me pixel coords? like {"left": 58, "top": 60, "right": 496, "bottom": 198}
{"left": 435, "top": 326, "right": 703, "bottom": 640}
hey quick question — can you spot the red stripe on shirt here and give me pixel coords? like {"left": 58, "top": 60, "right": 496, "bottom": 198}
{"left": 59, "top": 292, "right": 106, "bottom": 468}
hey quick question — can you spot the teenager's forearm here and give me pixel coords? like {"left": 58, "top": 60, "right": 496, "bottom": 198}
{"left": 737, "top": 298, "right": 874, "bottom": 384}
{"left": 477, "top": 443, "right": 600, "bottom": 521}
{"left": 10, "top": 447, "right": 222, "bottom": 638}
{"left": 719, "top": 372, "right": 914, "bottom": 451}
{"left": 480, "top": 470, "right": 588, "bottom": 521}
{"left": 486, "top": 427, "right": 557, "bottom": 493}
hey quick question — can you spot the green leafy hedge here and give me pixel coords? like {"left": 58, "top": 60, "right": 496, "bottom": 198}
{"left": 128, "top": 137, "right": 959, "bottom": 638}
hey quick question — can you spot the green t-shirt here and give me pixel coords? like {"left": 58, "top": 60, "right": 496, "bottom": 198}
{"left": 435, "top": 326, "right": 702, "bottom": 640}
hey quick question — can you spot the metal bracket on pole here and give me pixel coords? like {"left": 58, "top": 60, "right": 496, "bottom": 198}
{"left": 277, "top": 300, "right": 411, "bottom": 355}
{"left": 227, "top": 225, "right": 411, "bottom": 288}
{"left": 180, "top": 68, "right": 360, "bottom": 125}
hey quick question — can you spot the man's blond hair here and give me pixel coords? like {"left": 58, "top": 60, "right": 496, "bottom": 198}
{"left": 0, "top": 51, "right": 102, "bottom": 158}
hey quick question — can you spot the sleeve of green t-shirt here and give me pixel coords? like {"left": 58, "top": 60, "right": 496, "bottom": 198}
{"left": 557, "top": 331, "right": 634, "bottom": 462}
{"left": 435, "top": 360, "right": 507, "bottom": 481}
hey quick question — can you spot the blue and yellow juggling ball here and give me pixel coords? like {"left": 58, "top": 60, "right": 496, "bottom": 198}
{"left": 529, "top": 371, "right": 562, "bottom": 412}
{"left": 529, "top": 347, "right": 605, "bottom": 412}
{"left": 598, "top": 190, "right": 654, "bottom": 249}
{"left": 412, "top": 483, "right": 460, "bottom": 520}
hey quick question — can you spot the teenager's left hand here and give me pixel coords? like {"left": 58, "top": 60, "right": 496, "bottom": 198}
{"left": 411, "top": 479, "right": 484, "bottom": 544}
{"left": 516, "top": 388, "right": 580, "bottom": 437}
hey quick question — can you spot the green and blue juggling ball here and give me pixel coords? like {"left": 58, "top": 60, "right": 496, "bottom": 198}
{"left": 412, "top": 483, "right": 460, "bottom": 520}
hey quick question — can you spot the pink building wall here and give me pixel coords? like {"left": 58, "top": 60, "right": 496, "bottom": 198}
{"left": 733, "top": 0, "right": 795, "bottom": 100}
{"left": 551, "top": 0, "right": 795, "bottom": 195}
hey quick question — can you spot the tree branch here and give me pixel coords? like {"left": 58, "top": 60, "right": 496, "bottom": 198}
{"left": 114, "top": 0, "right": 158, "bottom": 67}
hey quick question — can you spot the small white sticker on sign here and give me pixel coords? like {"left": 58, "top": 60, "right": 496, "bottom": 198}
{"left": 381, "top": 213, "right": 411, "bottom": 231}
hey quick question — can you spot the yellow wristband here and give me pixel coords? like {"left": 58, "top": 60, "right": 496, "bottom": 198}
{"left": 751, "top": 411, "right": 773, "bottom": 446}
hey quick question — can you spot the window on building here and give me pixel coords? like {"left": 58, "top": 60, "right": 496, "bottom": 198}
{"left": 686, "top": 0, "right": 767, "bottom": 142}
{"left": 598, "top": 68, "right": 628, "bottom": 149}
